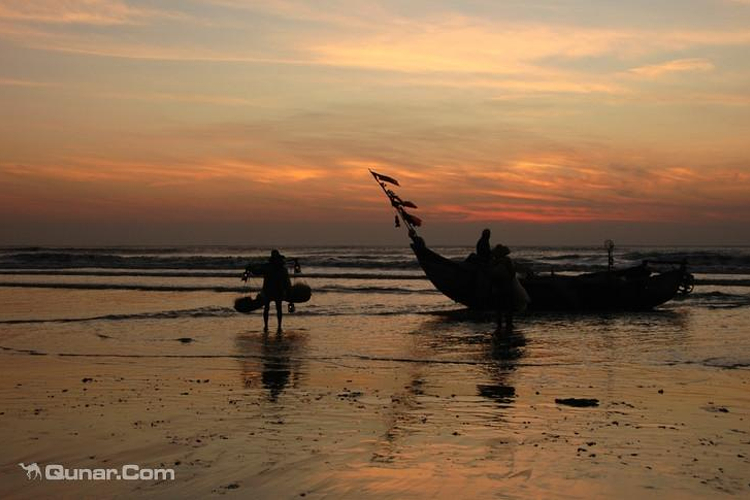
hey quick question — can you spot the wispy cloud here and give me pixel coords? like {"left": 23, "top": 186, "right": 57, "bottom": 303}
{"left": 2, "top": 4, "right": 748, "bottom": 70}
{"left": 628, "top": 58, "right": 715, "bottom": 77}
{"left": 1, "top": 158, "right": 328, "bottom": 185}
{"left": 308, "top": 21, "right": 624, "bottom": 74}
{"left": 0, "top": 76, "right": 54, "bottom": 87}
{"left": 200, "top": 0, "right": 382, "bottom": 29}
{"left": 101, "top": 91, "right": 257, "bottom": 106}
{"left": 308, "top": 17, "right": 750, "bottom": 74}
{"left": 0, "top": 19, "right": 308, "bottom": 62}
{"left": 0, "top": 0, "right": 175, "bottom": 25}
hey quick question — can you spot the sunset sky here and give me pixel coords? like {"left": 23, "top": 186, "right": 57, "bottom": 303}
{"left": 1, "top": 0, "right": 749, "bottom": 246}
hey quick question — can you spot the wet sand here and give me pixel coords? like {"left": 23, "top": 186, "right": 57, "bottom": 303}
{"left": 1, "top": 287, "right": 749, "bottom": 498}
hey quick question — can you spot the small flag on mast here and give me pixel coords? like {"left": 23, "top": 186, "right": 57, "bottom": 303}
{"left": 387, "top": 192, "right": 418, "bottom": 209}
{"left": 402, "top": 211, "right": 422, "bottom": 227}
{"left": 370, "top": 170, "right": 400, "bottom": 186}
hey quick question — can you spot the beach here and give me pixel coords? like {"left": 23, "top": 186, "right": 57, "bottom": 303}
{"left": 1, "top": 246, "right": 749, "bottom": 498}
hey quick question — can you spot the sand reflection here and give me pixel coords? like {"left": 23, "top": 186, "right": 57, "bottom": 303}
{"left": 235, "top": 329, "right": 307, "bottom": 401}
{"left": 478, "top": 327, "right": 526, "bottom": 407}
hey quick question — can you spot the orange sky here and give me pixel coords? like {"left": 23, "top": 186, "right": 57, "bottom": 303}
{"left": 1, "top": 0, "right": 749, "bottom": 245}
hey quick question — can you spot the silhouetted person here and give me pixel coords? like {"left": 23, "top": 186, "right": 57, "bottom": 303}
{"left": 491, "top": 244, "right": 515, "bottom": 331}
{"left": 476, "top": 228, "right": 492, "bottom": 263}
{"left": 262, "top": 249, "right": 291, "bottom": 332}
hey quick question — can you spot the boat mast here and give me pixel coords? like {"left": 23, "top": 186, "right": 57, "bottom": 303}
{"left": 369, "top": 169, "right": 422, "bottom": 238}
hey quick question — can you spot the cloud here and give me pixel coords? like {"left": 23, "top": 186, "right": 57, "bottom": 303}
{"left": 0, "top": 158, "right": 328, "bottom": 186}
{"left": 200, "top": 0, "right": 381, "bottom": 29}
{"left": 2, "top": 3, "right": 748, "bottom": 71}
{"left": 308, "top": 21, "right": 624, "bottom": 74}
{"left": 0, "top": 0, "right": 174, "bottom": 25}
{"left": 0, "top": 158, "right": 337, "bottom": 223}
{"left": 307, "top": 16, "right": 750, "bottom": 75}
{"left": 628, "top": 58, "right": 715, "bottom": 77}
{"left": 0, "top": 76, "right": 54, "bottom": 87}
{"left": 422, "top": 159, "right": 750, "bottom": 223}
{"left": 2, "top": 126, "right": 749, "bottom": 227}
{"left": 101, "top": 91, "right": 257, "bottom": 106}
{"left": 0, "top": 19, "right": 310, "bottom": 62}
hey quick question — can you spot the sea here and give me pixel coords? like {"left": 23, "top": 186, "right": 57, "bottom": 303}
{"left": 1, "top": 244, "right": 749, "bottom": 316}
{"left": 1, "top": 245, "right": 749, "bottom": 498}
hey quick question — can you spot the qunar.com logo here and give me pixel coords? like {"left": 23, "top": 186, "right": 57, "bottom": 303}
{"left": 19, "top": 462, "right": 175, "bottom": 481}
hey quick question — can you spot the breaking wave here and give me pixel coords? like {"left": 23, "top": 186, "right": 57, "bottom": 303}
{"left": 0, "top": 250, "right": 420, "bottom": 271}
{"left": 0, "top": 281, "right": 437, "bottom": 295}
{"left": 0, "top": 306, "right": 234, "bottom": 325}
{"left": 2, "top": 246, "right": 750, "bottom": 274}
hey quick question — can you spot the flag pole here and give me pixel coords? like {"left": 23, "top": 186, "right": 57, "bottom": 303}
{"left": 369, "top": 169, "right": 418, "bottom": 237}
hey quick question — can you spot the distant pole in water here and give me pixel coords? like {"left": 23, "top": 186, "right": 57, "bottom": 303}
{"left": 605, "top": 239, "right": 615, "bottom": 271}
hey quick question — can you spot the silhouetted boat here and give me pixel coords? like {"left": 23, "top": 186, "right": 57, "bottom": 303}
{"left": 371, "top": 169, "right": 694, "bottom": 312}
{"left": 410, "top": 236, "right": 692, "bottom": 311}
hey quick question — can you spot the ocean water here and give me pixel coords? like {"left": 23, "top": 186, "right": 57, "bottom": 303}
{"left": 1, "top": 245, "right": 749, "bottom": 498}
{"left": 1, "top": 245, "right": 749, "bottom": 321}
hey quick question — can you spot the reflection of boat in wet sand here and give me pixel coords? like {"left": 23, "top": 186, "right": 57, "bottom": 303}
{"left": 371, "top": 170, "right": 694, "bottom": 312}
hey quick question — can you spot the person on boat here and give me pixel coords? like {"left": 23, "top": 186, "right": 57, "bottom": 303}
{"left": 261, "top": 249, "right": 291, "bottom": 332}
{"left": 491, "top": 244, "right": 515, "bottom": 330}
{"left": 476, "top": 228, "right": 492, "bottom": 263}
{"left": 464, "top": 228, "right": 494, "bottom": 305}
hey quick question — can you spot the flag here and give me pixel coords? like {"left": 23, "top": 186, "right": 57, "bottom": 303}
{"left": 402, "top": 211, "right": 422, "bottom": 227}
{"left": 388, "top": 192, "right": 417, "bottom": 209}
{"left": 370, "top": 170, "right": 400, "bottom": 186}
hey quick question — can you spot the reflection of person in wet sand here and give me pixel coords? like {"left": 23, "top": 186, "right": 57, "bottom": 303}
{"left": 262, "top": 250, "right": 291, "bottom": 332}
{"left": 261, "top": 331, "right": 291, "bottom": 401}
{"left": 479, "top": 326, "right": 526, "bottom": 407}
{"left": 235, "top": 329, "right": 306, "bottom": 402}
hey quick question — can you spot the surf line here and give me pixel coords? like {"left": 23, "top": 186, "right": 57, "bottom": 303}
{"left": 0, "top": 345, "right": 582, "bottom": 368}
{"left": 0, "top": 307, "right": 234, "bottom": 325}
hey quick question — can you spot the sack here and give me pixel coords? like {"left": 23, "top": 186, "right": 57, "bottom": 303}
{"left": 287, "top": 282, "right": 312, "bottom": 303}
{"left": 234, "top": 294, "right": 264, "bottom": 314}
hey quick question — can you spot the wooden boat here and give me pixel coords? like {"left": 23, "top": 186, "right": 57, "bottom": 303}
{"left": 371, "top": 170, "right": 693, "bottom": 312}
{"left": 410, "top": 236, "right": 691, "bottom": 311}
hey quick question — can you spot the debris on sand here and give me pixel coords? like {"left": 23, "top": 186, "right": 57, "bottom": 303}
{"left": 477, "top": 384, "right": 516, "bottom": 401}
{"left": 176, "top": 337, "right": 194, "bottom": 344}
{"left": 703, "top": 404, "right": 729, "bottom": 413}
{"left": 555, "top": 398, "right": 599, "bottom": 407}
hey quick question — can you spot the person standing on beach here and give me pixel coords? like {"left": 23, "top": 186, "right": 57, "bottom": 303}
{"left": 262, "top": 249, "right": 291, "bottom": 332}
{"left": 491, "top": 244, "right": 515, "bottom": 331}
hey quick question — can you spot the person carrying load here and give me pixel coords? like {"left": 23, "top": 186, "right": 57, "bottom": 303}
{"left": 261, "top": 249, "right": 291, "bottom": 332}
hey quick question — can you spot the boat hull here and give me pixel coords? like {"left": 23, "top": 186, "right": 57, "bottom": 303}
{"left": 410, "top": 239, "right": 687, "bottom": 311}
